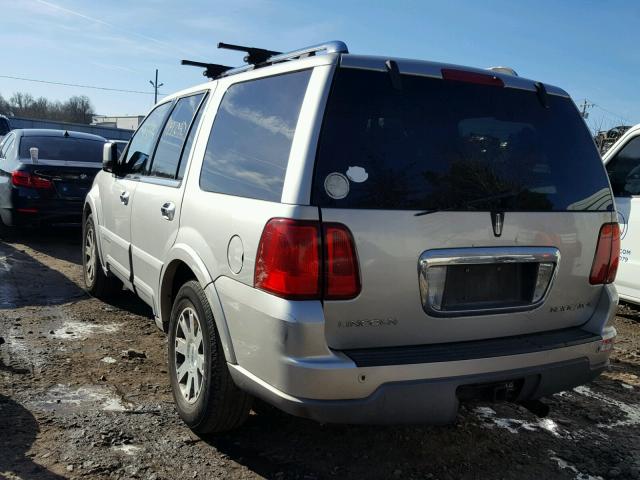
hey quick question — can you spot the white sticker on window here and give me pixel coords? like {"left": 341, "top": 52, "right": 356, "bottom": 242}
{"left": 324, "top": 172, "right": 350, "bottom": 199}
{"left": 346, "top": 166, "right": 368, "bottom": 183}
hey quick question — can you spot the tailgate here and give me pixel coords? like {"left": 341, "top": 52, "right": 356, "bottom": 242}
{"left": 312, "top": 65, "right": 616, "bottom": 350}
{"left": 321, "top": 209, "right": 613, "bottom": 349}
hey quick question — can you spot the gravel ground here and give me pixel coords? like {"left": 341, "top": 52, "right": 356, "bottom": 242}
{"left": 0, "top": 227, "right": 639, "bottom": 480}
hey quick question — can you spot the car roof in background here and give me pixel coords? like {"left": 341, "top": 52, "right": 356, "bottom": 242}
{"left": 14, "top": 129, "right": 107, "bottom": 142}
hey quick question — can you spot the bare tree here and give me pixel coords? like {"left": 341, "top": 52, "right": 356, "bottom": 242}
{"left": 0, "top": 94, "right": 10, "bottom": 116}
{"left": 0, "top": 92, "right": 96, "bottom": 124}
{"left": 9, "top": 92, "right": 35, "bottom": 113}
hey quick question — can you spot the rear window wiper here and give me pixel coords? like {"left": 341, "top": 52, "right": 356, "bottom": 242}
{"left": 535, "top": 82, "right": 549, "bottom": 109}
{"left": 414, "top": 189, "right": 523, "bottom": 216}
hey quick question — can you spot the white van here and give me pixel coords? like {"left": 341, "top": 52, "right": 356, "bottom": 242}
{"left": 604, "top": 124, "right": 640, "bottom": 304}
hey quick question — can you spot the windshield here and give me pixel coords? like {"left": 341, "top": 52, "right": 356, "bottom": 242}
{"left": 19, "top": 136, "right": 104, "bottom": 163}
{"left": 313, "top": 68, "right": 613, "bottom": 212}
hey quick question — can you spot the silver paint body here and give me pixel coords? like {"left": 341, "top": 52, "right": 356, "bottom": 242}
{"left": 85, "top": 52, "right": 618, "bottom": 416}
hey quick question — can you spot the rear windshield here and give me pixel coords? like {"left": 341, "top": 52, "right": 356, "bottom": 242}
{"left": 19, "top": 136, "right": 104, "bottom": 163}
{"left": 313, "top": 68, "right": 613, "bottom": 212}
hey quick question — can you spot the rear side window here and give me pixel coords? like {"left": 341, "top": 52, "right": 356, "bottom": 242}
{"left": 18, "top": 136, "right": 104, "bottom": 162}
{"left": 606, "top": 136, "right": 640, "bottom": 197}
{"left": 122, "top": 102, "right": 172, "bottom": 175}
{"left": 200, "top": 70, "right": 311, "bottom": 202}
{"left": 177, "top": 96, "right": 207, "bottom": 181}
{"left": 150, "top": 93, "right": 206, "bottom": 179}
{"left": 313, "top": 68, "right": 613, "bottom": 212}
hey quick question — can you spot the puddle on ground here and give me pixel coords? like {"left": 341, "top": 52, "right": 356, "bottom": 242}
{"left": 0, "top": 336, "right": 48, "bottom": 370}
{"left": 49, "top": 320, "right": 121, "bottom": 340}
{"left": 574, "top": 385, "right": 640, "bottom": 428}
{"left": 474, "top": 406, "right": 564, "bottom": 437}
{"left": 29, "top": 384, "right": 132, "bottom": 413}
{"left": 549, "top": 451, "right": 603, "bottom": 480}
{"left": 112, "top": 444, "right": 142, "bottom": 455}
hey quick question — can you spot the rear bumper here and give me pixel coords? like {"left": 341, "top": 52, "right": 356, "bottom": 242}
{"left": 216, "top": 278, "right": 618, "bottom": 424}
{"left": 2, "top": 200, "right": 84, "bottom": 226}
{"left": 230, "top": 356, "right": 607, "bottom": 425}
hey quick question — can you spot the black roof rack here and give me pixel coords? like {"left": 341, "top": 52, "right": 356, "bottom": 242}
{"left": 180, "top": 60, "right": 233, "bottom": 80}
{"left": 217, "top": 42, "right": 281, "bottom": 65}
{"left": 181, "top": 41, "right": 349, "bottom": 80}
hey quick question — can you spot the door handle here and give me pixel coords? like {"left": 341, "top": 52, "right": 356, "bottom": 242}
{"left": 161, "top": 202, "right": 176, "bottom": 221}
{"left": 119, "top": 191, "right": 130, "bottom": 205}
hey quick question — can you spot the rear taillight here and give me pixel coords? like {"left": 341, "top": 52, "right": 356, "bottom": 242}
{"left": 589, "top": 223, "right": 620, "bottom": 285}
{"left": 441, "top": 68, "right": 504, "bottom": 87}
{"left": 254, "top": 218, "right": 360, "bottom": 300}
{"left": 11, "top": 171, "right": 53, "bottom": 189}
{"left": 323, "top": 224, "right": 360, "bottom": 299}
{"left": 254, "top": 219, "right": 321, "bottom": 299}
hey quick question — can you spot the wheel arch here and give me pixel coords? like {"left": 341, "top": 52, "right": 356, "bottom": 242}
{"left": 83, "top": 193, "right": 107, "bottom": 273}
{"left": 160, "top": 245, "right": 237, "bottom": 364}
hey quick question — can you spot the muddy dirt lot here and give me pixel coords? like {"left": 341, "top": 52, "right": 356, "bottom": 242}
{"left": 1, "top": 228, "right": 639, "bottom": 480}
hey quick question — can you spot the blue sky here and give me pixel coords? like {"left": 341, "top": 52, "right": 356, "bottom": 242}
{"left": 0, "top": 0, "right": 638, "bottom": 132}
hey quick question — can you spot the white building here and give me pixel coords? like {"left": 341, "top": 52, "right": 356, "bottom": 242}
{"left": 92, "top": 115, "right": 145, "bottom": 131}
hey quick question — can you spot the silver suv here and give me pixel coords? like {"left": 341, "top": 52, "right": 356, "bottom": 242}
{"left": 83, "top": 41, "right": 620, "bottom": 433}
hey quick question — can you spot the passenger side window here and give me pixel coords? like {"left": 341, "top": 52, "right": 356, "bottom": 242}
{"left": 149, "top": 93, "right": 206, "bottom": 180}
{"left": 607, "top": 136, "right": 640, "bottom": 196}
{"left": 121, "top": 102, "right": 172, "bottom": 176}
{"left": 200, "top": 69, "right": 312, "bottom": 202}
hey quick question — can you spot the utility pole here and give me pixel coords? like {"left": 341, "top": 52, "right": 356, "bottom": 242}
{"left": 149, "top": 69, "right": 163, "bottom": 104}
{"left": 579, "top": 99, "right": 594, "bottom": 119}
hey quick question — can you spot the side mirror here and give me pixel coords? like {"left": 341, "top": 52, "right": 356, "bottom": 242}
{"left": 102, "top": 142, "right": 118, "bottom": 173}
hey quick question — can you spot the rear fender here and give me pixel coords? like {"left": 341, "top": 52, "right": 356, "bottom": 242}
{"left": 159, "top": 244, "right": 236, "bottom": 364}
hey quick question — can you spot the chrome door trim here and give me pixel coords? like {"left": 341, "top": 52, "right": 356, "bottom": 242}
{"left": 418, "top": 246, "right": 561, "bottom": 317}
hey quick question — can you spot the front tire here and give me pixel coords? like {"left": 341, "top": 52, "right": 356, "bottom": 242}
{"left": 0, "top": 211, "right": 12, "bottom": 239}
{"left": 83, "top": 213, "right": 121, "bottom": 298}
{"left": 168, "top": 280, "right": 252, "bottom": 434}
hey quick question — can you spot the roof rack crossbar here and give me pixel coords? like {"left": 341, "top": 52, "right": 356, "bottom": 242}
{"left": 181, "top": 60, "right": 233, "bottom": 79}
{"left": 217, "top": 42, "right": 281, "bottom": 65}
{"left": 218, "top": 40, "right": 349, "bottom": 78}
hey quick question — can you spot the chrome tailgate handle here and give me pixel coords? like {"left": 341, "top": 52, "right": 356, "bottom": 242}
{"left": 119, "top": 191, "right": 130, "bottom": 205}
{"left": 161, "top": 202, "right": 176, "bottom": 221}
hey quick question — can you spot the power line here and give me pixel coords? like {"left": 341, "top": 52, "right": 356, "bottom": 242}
{"left": 592, "top": 104, "right": 632, "bottom": 125}
{"left": 578, "top": 98, "right": 633, "bottom": 125}
{"left": 0, "top": 74, "right": 163, "bottom": 96}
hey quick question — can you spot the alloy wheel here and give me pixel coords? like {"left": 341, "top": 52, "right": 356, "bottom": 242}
{"left": 174, "top": 307, "right": 205, "bottom": 404}
{"left": 84, "top": 225, "right": 96, "bottom": 285}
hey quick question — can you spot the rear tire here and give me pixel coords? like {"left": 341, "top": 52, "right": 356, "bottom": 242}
{"left": 83, "top": 213, "right": 121, "bottom": 299}
{"left": 168, "top": 280, "right": 252, "bottom": 434}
